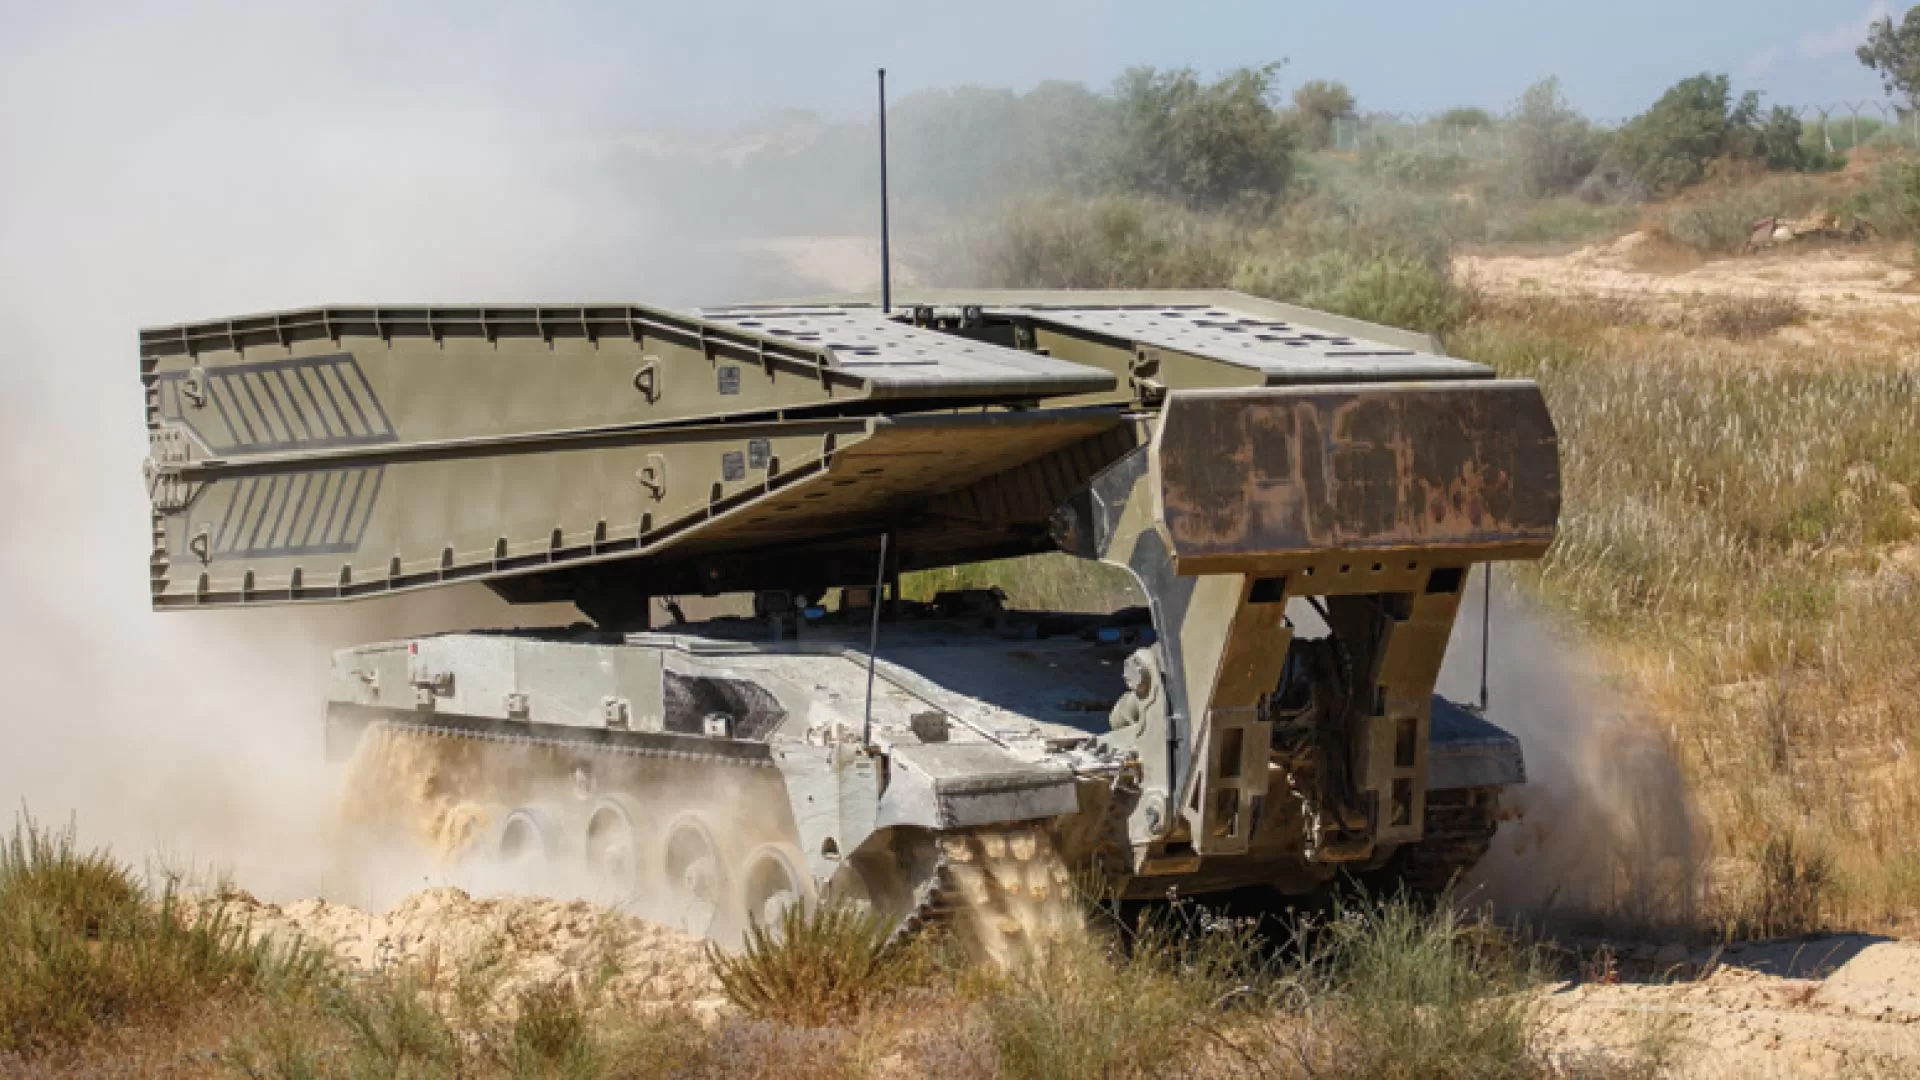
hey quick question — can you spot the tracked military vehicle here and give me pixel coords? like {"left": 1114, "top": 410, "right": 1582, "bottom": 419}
{"left": 140, "top": 289, "right": 1558, "bottom": 950}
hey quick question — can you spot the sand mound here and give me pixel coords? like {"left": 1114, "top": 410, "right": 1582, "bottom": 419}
{"left": 1541, "top": 937, "right": 1920, "bottom": 1078}
{"left": 212, "top": 886, "right": 724, "bottom": 1009}
{"left": 1458, "top": 232, "right": 1920, "bottom": 315}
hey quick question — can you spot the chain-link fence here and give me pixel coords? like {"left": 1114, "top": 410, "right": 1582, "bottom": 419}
{"left": 1330, "top": 103, "right": 1920, "bottom": 159}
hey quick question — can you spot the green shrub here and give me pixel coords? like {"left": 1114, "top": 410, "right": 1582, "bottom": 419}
{"left": 1274, "top": 182, "right": 1467, "bottom": 269}
{"left": 1235, "top": 249, "right": 1471, "bottom": 335}
{"left": 1857, "top": 8, "right": 1920, "bottom": 115}
{"left": 903, "top": 553, "right": 1144, "bottom": 614}
{"left": 1439, "top": 106, "right": 1496, "bottom": 131}
{"left": 1508, "top": 77, "right": 1606, "bottom": 197}
{"left": 1602, "top": 74, "right": 1749, "bottom": 197}
{"left": 1835, "top": 155, "right": 1920, "bottom": 240}
{"left": 1365, "top": 148, "right": 1468, "bottom": 189}
{"left": 1104, "top": 63, "right": 1295, "bottom": 208}
{"left": 1808, "top": 114, "right": 1884, "bottom": 155}
{"left": 1598, "top": 74, "right": 1834, "bottom": 200}
{"left": 958, "top": 196, "right": 1248, "bottom": 290}
{"left": 1291, "top": 79, "right": 1357, "bottom": 151}
{"left": 1898, "top": 158, "right": 1920, "bottom": 245}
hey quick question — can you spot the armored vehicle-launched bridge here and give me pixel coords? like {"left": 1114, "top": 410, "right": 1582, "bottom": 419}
{"left": 141, "top": 290, "right": 1558, "bottom": 951}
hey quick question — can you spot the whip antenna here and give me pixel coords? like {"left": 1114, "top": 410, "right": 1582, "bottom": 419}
{"left": 861, "top": 531, "right": 891, "bottom": 747}
{"left": 1479, "top": 563, "right": 1493, "bottom": 712}
{"left": 877, "top": 67, "right": 892, "bottom": 314}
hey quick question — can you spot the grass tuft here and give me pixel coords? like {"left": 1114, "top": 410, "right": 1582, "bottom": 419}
{"left": 0, "top": 814, "right": 325, "bottom": 1058}
{"left": 982, "top": 902, "right": 1269, "bottom": 1080}
{"left": 709, "top": 902, "right": 933, "bottom": 1027}
{"left": 1737, "top": 832, "right": 1836, "bottom": 940}
{"left": 1271, "top": 893, "right": 1546, "bottom": 1080}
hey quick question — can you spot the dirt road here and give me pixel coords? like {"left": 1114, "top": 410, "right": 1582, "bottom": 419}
{"left": 1458, "top": 232, "right": 1920, "bottom": 319}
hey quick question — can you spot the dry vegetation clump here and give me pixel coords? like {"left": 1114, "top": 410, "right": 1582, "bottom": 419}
{"left": 1651, "top": 174, "right": 1828, "bottom": 254}
{"left": 1684, "top": 292, "right": 1806, "bottom": 339}
{"left": 703, "top": 890, "right": 1598, "bottom": 1080}
{"left": 976, "top": 904, "right": 1271, "bottom": 1080}
{"left": 707, "top": 901, "right": 941, "bottom": 1027}
{"left": 1454, "top": 303, "right": 1920, "bottom": 931}
{"left": 0, "top": 817, "right": 324, "bottom": 1060}
{"left": 1270, "top": 897, "right": 1547, "bottom": 1080}
{"left": 5, "top": 818, "right": 1692, "bottom": 1078}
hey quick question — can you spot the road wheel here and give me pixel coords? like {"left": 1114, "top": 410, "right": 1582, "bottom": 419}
{"left": 662, "top": 812, "right": 730, "bottom": 938}
{"left": 495, "top": 806, "right": 568, "bottom": 889}
{"left": 740, "top": 842, "right": 813, "bottom": 931}
{"left": 583, "top": 794, "right": 648, "bottom": 891}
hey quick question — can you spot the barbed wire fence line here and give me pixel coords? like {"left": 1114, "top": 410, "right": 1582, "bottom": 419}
{"left": 1330, "top": 103, "right": 1920, "bottom": 159}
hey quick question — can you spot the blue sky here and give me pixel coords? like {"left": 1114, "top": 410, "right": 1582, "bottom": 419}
{"left": 396, "top": 0, "right": 1897, "bottom": 127}
{"left": 2, "top": 1, "right": 1899, "bottom": 132}
{"left": 650, "top": 0, "right": 1893, "bottom": 124}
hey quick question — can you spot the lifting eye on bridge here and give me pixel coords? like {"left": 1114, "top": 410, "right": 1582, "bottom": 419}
{"left": 632, "top": 360, "right": 660, "bottom": 402}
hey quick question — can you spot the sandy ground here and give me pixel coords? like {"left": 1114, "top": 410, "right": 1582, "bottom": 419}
{"left": 1458, "top": 232, "right": 1920, "bottom": 318}
{"left": 205, "top": 885, "right": 1920, "bottom": 1077}
{"left": 212, "top": 887, "right": 725, "bottom": 1011}
{"left": 1537, "top": 936, "right": 1920, "bottom": 1078}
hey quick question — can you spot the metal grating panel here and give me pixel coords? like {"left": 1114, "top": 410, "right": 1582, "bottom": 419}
{"left": 1002, "top": 305, "right": 1491, "bottom": 384}
{"left": 698, "top": 307, "right": 1114, "bottom": 397}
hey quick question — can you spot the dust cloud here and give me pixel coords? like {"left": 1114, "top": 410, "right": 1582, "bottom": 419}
{"left": 0, "top": 6, "right": 841, "bottom": 903}
{"left": 1439, "top": 569, "right": 1704, "bottom": 932}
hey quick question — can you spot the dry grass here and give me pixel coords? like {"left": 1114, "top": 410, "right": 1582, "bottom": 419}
{"left": 1454, "top": 302, "right": 1920, "bottom": 932}
{"left": 1267, "top": 895, "right": 1547, "bottom": 1080}
{"left": 976, "top": 903, "right": 1271, "bottom": 1080}
{"left": 708, "top": 901, "right": 941, "bottom": 1027}
{"left": 0, "top": 817, "right": 325, "bottom": 1060}
{"left": 2, "top": 818, "right": 1684, "bottom": 1079}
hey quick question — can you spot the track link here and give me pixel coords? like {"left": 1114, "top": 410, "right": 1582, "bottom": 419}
{"left": 1391, "top": 789, "right": 1500, "bottom": 895}
{"left": 904, "top": 823, "right": 1083, "bottom": 964}
{"left": 357, "top": 719, "right": 1086, "bottom": 958}
{"left": 354, "top": 712, "right": 776, "bottom": 770}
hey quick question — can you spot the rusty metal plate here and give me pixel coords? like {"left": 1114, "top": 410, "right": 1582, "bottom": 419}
{"left": 1154, "top": 381, "right": 1560, "bottom": 563}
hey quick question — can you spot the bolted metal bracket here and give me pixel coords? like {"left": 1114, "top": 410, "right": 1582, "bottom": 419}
{"left": 909, "top": 710, "right": 951, "bottom": 743}
{"left": 601, "top": 696, "right": 631, "bottom": 730}
{"left": 407, "top": 652, "right": 454, "bottom": 709}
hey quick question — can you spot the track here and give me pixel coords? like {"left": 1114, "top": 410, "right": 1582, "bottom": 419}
{"left": 904, "top": 824, "right": 1084, "bottom": 964}
{"left": 345, "top": 719, "right": 1086, "bottom": 960}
